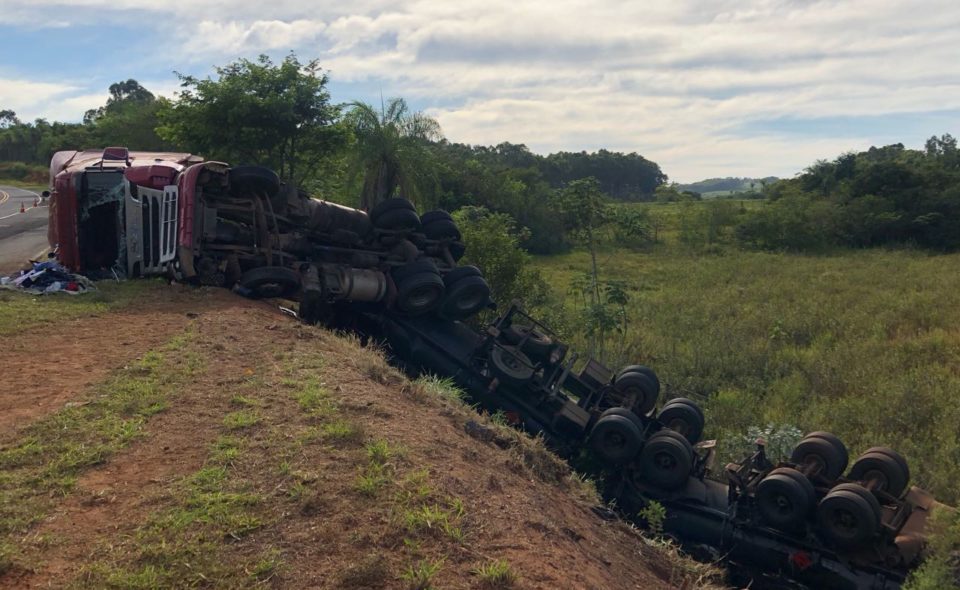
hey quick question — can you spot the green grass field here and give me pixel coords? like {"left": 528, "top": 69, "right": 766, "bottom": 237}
{"left": 536, "top": 244, "right": 960, "bottom": 505}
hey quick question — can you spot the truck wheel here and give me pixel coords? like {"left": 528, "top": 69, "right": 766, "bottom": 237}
{"left": 657, "top": 398, "right": 704, "bottom": 444}
{"left": 375, "top": 208, "right": 421, "bottom": 231}
{"left": 616, "top": 365, "right": 661, "bottom": 394}
{"left": 598, "top": 407, "right": 645, "bottom": 432}
{"left": 589, "top": 414, "right": 644, "bottom": 464}
{"left": 639, "top": 429, "right": 694, "bottom": 491}
{"left": 502, "top": 325, "right": 554, "bottom": 359}
{"left": 238, "top": 266, "right": 300, "bottom": 299}
{"left": 490, "top": 345, "right": 535, "bottom": 384}
{"left": 420, "top": 209, "right": 453, "bottom": 225}
{"left": 805, "top": 431, "right": 850, "bottom": 470}
{"left": 791, "top": 433, "right": 848, "bottom": 480}
{"left": 392, "top": 258, "right": 439, "bottom": 283}
{"left": 438, "top": 275, "right": 490, "bottom": 321}
{"left": 229, "top": 166, "right": 281, "bottom": 197}
{"left": 395, "top": 271, "right": 444, "bottom": 316}
{"left": 817, "top": 483, "right": 881, "bottom": 548}
{"left": 612, "top": 371, "right": 659, "bottom": 417}
{"left": 371, "top": 197, "right": 415, "bottom": 220}
{"left": 848, "top": 448, "right": 910, "bottom": 498}
{"left": 423, "top": 219, "right": 461, "bottom": 241}
{"left": 442, "top": 265, "right": 482, "bottom": 286}
{"left": 757, "top": 467, "right": 816, "bottom": 533}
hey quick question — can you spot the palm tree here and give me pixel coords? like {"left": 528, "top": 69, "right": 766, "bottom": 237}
{"left": 346, "top": 97, "right": 442, "bottom": 211}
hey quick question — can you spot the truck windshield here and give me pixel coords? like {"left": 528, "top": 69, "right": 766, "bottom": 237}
{"left": 78, "top": 170, "right": 125, "bottom": 275}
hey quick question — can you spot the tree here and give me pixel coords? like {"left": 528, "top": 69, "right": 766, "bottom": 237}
{"left": 542, "top": 149, "right": 666, "bottom": 200}
{"left": 925, "top": 134, "right": 959, "bottom": 170}
{"left": 84, "top": 79, "right": 156, "bottom": 124}
{"left": 76, "top": 80, "right": 171, "bottom": 151}
{"left": 451, "top": 206, "right": 548, "bottom": 317}
{"left": 611, "top": 205, "right": 654, "bottom": 248}
{"left": 0, "top": 110, "right": 19, "bottom": 129}
{"left": 346, "top": 97, "right": 442, "bottom": 211}
{"left": 654, "top": 183, "right": 684, "bottom": 203}
{"left": 158, "top": 54, "right": 343, "bottom": 185}
{"left": 557, "top": 177, "right": 614, "bottom": 354}
{"left": 557, "top": 178, "right": 609, "bottom": 302}
{"left": 92, "top": 98, "right": 171, "bottom": 151}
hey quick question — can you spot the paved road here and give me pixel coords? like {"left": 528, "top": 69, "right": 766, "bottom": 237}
{"left": 0, "top": 186, "right": 49, "bottom": 275}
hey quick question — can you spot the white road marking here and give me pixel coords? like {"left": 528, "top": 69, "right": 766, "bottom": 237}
{"left": 0, "top": 206, "right": 42, "bottom": 221}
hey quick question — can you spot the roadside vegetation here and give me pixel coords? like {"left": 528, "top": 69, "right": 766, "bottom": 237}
{"left": 535, "top": 212, "right": 960, "bottom": 505}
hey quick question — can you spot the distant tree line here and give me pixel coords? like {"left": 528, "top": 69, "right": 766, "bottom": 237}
{"left": 737, "top": 138, "right": 960, "bottom": 251}
{"left": 677, "top": 176, "right": 778, "bottom": 194}
{"left": 427, "top": 142, "right": 666, "bottom": 253}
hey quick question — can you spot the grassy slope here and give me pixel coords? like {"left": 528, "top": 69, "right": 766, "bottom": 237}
{"left": 537, "top": 242, "right": 960, "bottom": 505}
{"left": 0, "top": 284, "right": 720, "bottom": 589}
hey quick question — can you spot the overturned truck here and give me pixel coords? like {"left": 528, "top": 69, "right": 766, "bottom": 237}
{"left": 47, "top": 148, "right": 490, "bottom": 322}
{"left": 48, "top": 148, "right": 951, "bottom": 589}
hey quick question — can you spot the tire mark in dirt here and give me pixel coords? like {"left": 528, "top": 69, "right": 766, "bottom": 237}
{"left": 8, "top": 303, "right": 286, "bottom": 588}
{"left": 0, "top": 286, "right": 244, "bottom": 441}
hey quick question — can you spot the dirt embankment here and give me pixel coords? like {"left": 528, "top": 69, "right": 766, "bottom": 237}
{"left": 0, "top": 284, "right": 720, "bottom": 589}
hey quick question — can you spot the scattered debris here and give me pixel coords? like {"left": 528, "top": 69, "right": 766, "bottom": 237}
{"left": 0, "top": 260, "right": 94, "bottom": 295}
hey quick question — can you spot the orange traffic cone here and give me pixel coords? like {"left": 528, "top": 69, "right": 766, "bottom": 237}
{"left": 20, "top": 202, "right": 25, "bottom": 213}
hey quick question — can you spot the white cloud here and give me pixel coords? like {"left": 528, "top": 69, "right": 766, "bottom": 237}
{"left": 183, "top": 19, "right": 327, "bottom": 55}
{"left": 2, "top": 0, "right": 959, "bottom": 179}
{"left": 0, "top": 79, "right": 105, "bottom": 122}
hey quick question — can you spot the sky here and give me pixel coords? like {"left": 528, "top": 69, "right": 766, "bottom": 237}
{"left": 0, "top": 0, "right": 958, "bottom": 182}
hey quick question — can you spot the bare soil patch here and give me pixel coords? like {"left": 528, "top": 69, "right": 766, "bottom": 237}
{"left": 0, "top": 285, "right": 241, "bottom": 440}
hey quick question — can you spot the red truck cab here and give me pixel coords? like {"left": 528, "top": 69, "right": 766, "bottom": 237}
{"left": 48, "top": 147, "right": 203, "bottom": 276}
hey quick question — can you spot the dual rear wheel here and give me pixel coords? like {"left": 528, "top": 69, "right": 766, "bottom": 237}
{"left": 392, "top": 260, "right": 491, "bottom": 319}
{"left": 759, "top": 433, "right": 909, "bottom": 549}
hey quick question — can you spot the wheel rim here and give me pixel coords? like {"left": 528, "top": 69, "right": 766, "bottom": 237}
{"left": 828, "top": 506, "right": 861, "bottom": 541}
{"left": 501, "top": 351, "right": 522, "bottom": 371}
{"left": 603, "top": 430, "right": 626, "bottom": 451}
{"left": 772, "top": 493, "right": 794, "bottom": 515}
{"left": 654, "top": 449, "right": 678, "bottom": 471}
{"left": 404, "top": 285, "right": 441, "bottom": 311}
